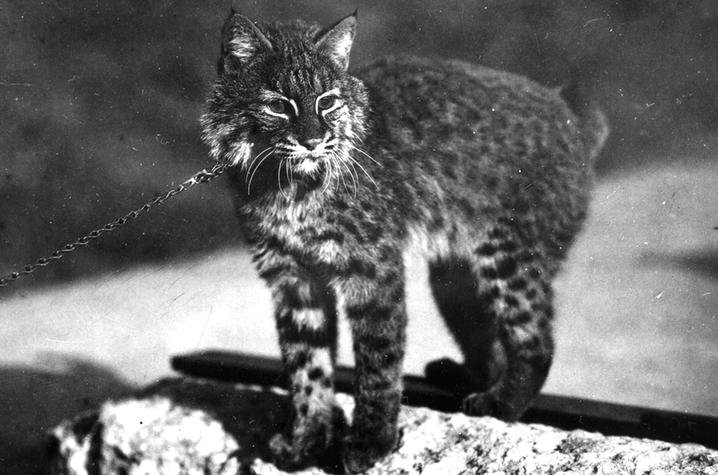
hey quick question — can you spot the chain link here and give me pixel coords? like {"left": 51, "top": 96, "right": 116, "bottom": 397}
{"left": 0, "top": 161, "right": 229, "bottom": 289}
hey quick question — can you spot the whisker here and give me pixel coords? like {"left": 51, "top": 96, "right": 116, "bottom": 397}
{"left": 333, "top": 157, "right": 343, "bottom": 194}
{"left": 247, "top": 150, "right": 275, "bottom": 195}
{"left": 246, "top": 152, "right": 273, "bottom": 191}
{"left": 288, "top": 157, "right": 295, "bottom": 191}
{"left": 250, "top": 147, "right": 274, "bottom": 169}
{"left": 333, "top": 150, "right": 358, "bottom": 198}
{"left": 278, "top": 157, "right": 291, "bottom": 200}
{"left": 345, "top": 158, "right": 360, "bottom": 193}
{"left": 337, "top": 154, "right": 358, "bottom": 198}
{"left": 334, "top": 150, "right": 360, "bottom": 189}
{"left": 320, "top": 157, "right": 333, "bottom": 195}
{"left": 245, "top": 146, "right": 273, "bottom": 183}
{"left": 284, "top": 157, "right": 294, "bottom": 193}
{"left": 247, "top": 146, "right": 272, "bottom": 166}
{"left": 277, "top": 157, "right": 286, "bottom": 199}
{"left": 330, "top": 155, "right": 342, "bottom": 195}
{"left": 349, "top": 144, "right": 383, "bottom": 168}
{"left": 342, "top": 151, "right": 379, "bottom": 190}
{"left": 336, "top": 160, "right": 350, "bottom": 195}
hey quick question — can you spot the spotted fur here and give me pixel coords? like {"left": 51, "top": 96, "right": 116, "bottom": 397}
{"left": 201, "top": 10, "right": 608, "bottom": 473}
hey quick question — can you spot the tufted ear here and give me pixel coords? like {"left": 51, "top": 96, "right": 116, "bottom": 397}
{"left": 315, "top": 11, "right": 357, "bottom": 71}
{"left": 218, "top": 11, "right": 273, "bottom": 74}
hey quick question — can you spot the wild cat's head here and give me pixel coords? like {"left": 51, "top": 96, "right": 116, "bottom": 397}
{"left": 201, "top": 11, "right": 371, "bottom": 194}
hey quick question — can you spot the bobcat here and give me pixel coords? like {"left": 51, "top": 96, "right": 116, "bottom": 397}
{"left": 201, "top": 10, "right": 608, "bottom": 473}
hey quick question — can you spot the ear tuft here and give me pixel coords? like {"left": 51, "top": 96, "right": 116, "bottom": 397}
{"left": 220, "top": 12, "right": 273, "bottom": 72}
{"left": 315, "top": 12, "right": 357, "bottom": 71}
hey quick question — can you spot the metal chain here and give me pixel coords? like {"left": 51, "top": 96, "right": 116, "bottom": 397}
{"left": 0, "top": 161, "right": 229, "bottom": 288}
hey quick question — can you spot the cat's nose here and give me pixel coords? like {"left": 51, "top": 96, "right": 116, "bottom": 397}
{"left": 301, "top": 138, "right": 323, "bottom": 150}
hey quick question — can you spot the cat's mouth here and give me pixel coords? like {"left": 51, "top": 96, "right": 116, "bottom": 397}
{"left": 286, "top": 155, "right": 328, "bottom": 189}
{"left": 293, "top": 156, "right": 323, "bottom": 175}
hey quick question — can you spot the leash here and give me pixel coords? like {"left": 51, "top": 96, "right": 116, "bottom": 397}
{"left": 0, "top": 161, "right": 230, "bottom": 289}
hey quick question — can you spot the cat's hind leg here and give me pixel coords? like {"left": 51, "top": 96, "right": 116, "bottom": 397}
{"left": 428, "top": 237, "right": 554, "bottom": 421}
{"left": 255, "top": 248, "right": 345, "bottom": 470}
{"left": 426, "top": 257, "right": 506, "bottom": 394}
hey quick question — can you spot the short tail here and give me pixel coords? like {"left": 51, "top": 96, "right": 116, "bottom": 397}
{"left": 560, "top": 78, "right": 610, "bottom": 161}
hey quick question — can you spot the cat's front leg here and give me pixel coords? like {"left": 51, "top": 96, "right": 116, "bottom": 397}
{"left": 255, "top": 247, "right": 345, "bottom": 470}
{"left": 333, "top": 252, "right": 408, "bottom": 473}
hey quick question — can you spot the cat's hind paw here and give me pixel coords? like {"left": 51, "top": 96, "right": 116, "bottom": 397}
{"left": 462, "top": 391, "right": 521, "bottom": 421}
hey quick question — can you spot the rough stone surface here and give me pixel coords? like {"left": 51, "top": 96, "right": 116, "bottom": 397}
{"left": 48, "top": 378, "right": 718, "bottom": 475}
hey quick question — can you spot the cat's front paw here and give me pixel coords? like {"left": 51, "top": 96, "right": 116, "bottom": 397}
{"left": 269, "top": 407, "right": 348, "bottom": 471}
{"left": 268, "top": 433, "right": 304, "bottom": 470}
{"left": 341, "top": 439, "right": 385, "bottom": 474}
{"left": 342, "top": 429, "right": 401, "bottom": 474}
{"left": 270, "top": 432, "right": 342, "bottom": 471}
{"left": 462, "top": 391, "right": 521, "bottom": 421}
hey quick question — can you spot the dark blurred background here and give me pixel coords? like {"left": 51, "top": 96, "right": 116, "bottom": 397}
{"left": 2, "top": 0, "right": 717, "bottom": 287}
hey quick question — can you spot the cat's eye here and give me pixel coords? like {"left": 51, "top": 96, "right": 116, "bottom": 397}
{"left": 317, "top": 96, "right": 338, "bottom": 111}
{"left": 316, "top": 91, "right": 343, "bottom": 115}
{"left": 266, "top": 99, "right": 292, "bottom": 118}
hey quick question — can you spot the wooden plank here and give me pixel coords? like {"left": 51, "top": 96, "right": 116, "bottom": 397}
{"left": 171, "top": 350, "right": 718, "bottom": 449}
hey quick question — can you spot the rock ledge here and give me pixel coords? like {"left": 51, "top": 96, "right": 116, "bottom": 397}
{"left": 48, "top": 378, "right": 718, "bottom": 474}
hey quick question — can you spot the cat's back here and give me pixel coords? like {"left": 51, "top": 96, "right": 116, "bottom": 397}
{"left": 354, "top": 56, "right": 607, "bottom": 259}
{"left": 358, "top": 55, "right": 561, "bottom": 120}
{"left": 356, "top": 55, "right": 605, "bottom": 165}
